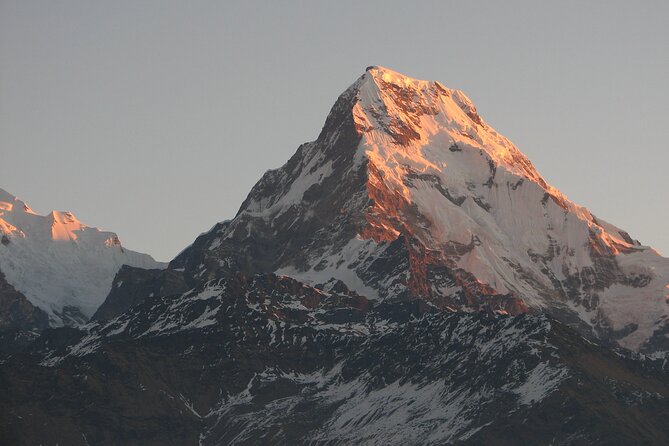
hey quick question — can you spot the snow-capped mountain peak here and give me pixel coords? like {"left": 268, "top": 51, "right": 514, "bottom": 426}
{"left": 353, "top": 67, "right": 640, "bottom": 251}
{"left": 2, "top": 68, "right": 668, "bottom": 445}
{"left": 173, "top": 67, "right": 668, "bottom": 355}
{"left": 0, "top": 187, "right": 166, "bottom": 326}
{"left": 356, "top": 66, "right": 545, "bottom": 183}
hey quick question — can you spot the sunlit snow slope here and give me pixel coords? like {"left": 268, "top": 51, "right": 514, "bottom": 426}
{"left": 348, "top": 67, "right": 669, "bottom": 353}
{"left": 0, "top": 188, "right": 166, "bottom": 325}
{"left": 181, "top": 66, "right": 669, "bottom": 355}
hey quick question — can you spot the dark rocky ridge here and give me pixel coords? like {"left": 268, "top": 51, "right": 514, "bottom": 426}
{"left": 0, "top": 269, "right": 49, "bottom": 356}
{"left": 170, "top": 76, "right": 369, "bottom": 281}
{"left": 92, "top": 266, "right": 187, "bottom": 322}
{"left": 1, "top": 272, "right": 668, "bottom": 445}
{"left": 0, "top": 269, "right": 48, "bottom": 332}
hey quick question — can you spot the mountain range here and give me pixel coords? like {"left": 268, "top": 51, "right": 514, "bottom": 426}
{"left": 1, "top": 66, "right": 667, "bottom": 445}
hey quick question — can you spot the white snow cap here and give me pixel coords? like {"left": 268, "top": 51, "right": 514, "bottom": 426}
{"left": 263, "top": 66, "right": 669, "bottom": 353}
{"left": 0, "top": 187, "right": 166, "bottom": 325}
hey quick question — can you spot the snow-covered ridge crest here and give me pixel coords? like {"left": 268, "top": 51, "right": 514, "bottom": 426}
{"left": 356, "top": 67, "right": 591, "bottom": 219}
{"left": 355, "top": 66, "right": 547, "bottom": 180}
{"left": 350, "top": 67, "right": 668, "bottom": 352}
{"left": 0, "top": 187, "right": 166, "bottom": 326}
{"left": 179, "top": 66, "right": 669, "bottom": 354}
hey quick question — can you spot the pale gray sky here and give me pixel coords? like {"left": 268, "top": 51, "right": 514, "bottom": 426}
{"left": 1, "top": 1, "right": 667, "bottom": 261}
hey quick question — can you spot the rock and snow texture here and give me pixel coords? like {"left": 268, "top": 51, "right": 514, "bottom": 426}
{"left": 176, "top": 66, "right": 669, "bottom": 355}
{"left": 9, "top": 272, "right": 668, "bottom": 445}
{"left": 0, "top": 188, "right": 166, "bottom": 326}
{"left": 349, "top": 67, "right": 669, "bottom": 353}
{"left": 2, "top": 67, "right": 669, "bottom": 445}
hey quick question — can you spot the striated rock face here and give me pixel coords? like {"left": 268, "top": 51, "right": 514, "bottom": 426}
{"left": 172, "top": 66, "right": 668, "bottom": 354}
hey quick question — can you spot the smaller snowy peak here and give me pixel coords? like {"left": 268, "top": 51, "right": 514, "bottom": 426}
{"left": 0, "top": 188, "right": 34, "bottom": 215}
{"left": 0, "top": 187, "right": 166, "bottom": 326}
{"left": 47, "top": 210, "right": 87, "bottom": 241}
{"left": 364, "top": 65, "right": 433, "bottom": 90}
{"left": 1, "top": 189, "right": 105, "bottom": 244}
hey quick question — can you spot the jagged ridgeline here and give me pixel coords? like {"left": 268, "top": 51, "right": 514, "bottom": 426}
{"left": 1, "top": 67, "right": 668, "bottom": 445}
{"left": 172, "top": 66, "right": 669, "bottom": 355}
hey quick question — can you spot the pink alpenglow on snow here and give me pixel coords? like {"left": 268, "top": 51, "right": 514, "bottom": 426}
{"left": 0, "top": 187, "right": 166, "bottom": 325}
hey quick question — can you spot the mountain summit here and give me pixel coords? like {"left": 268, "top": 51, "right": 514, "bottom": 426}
{"left": 173, "top": 66, "right": 669, "bottom": 354}
{"left": 2, "top": 67, "right": 668, "bottom": 445}
{"left": 0, "top": 187, "right": 166, "bottom": 326}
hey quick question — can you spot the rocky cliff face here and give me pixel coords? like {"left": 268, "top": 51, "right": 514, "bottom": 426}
{"left": 0, "top": 269, "right": 49, "bottom": 355}
{"left": 0, "top": 270, "right": 48, "bottom": 332}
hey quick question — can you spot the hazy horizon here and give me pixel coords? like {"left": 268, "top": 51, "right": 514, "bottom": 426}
{"left": 1, "top": 1, "right": 668, "bottom": 261}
